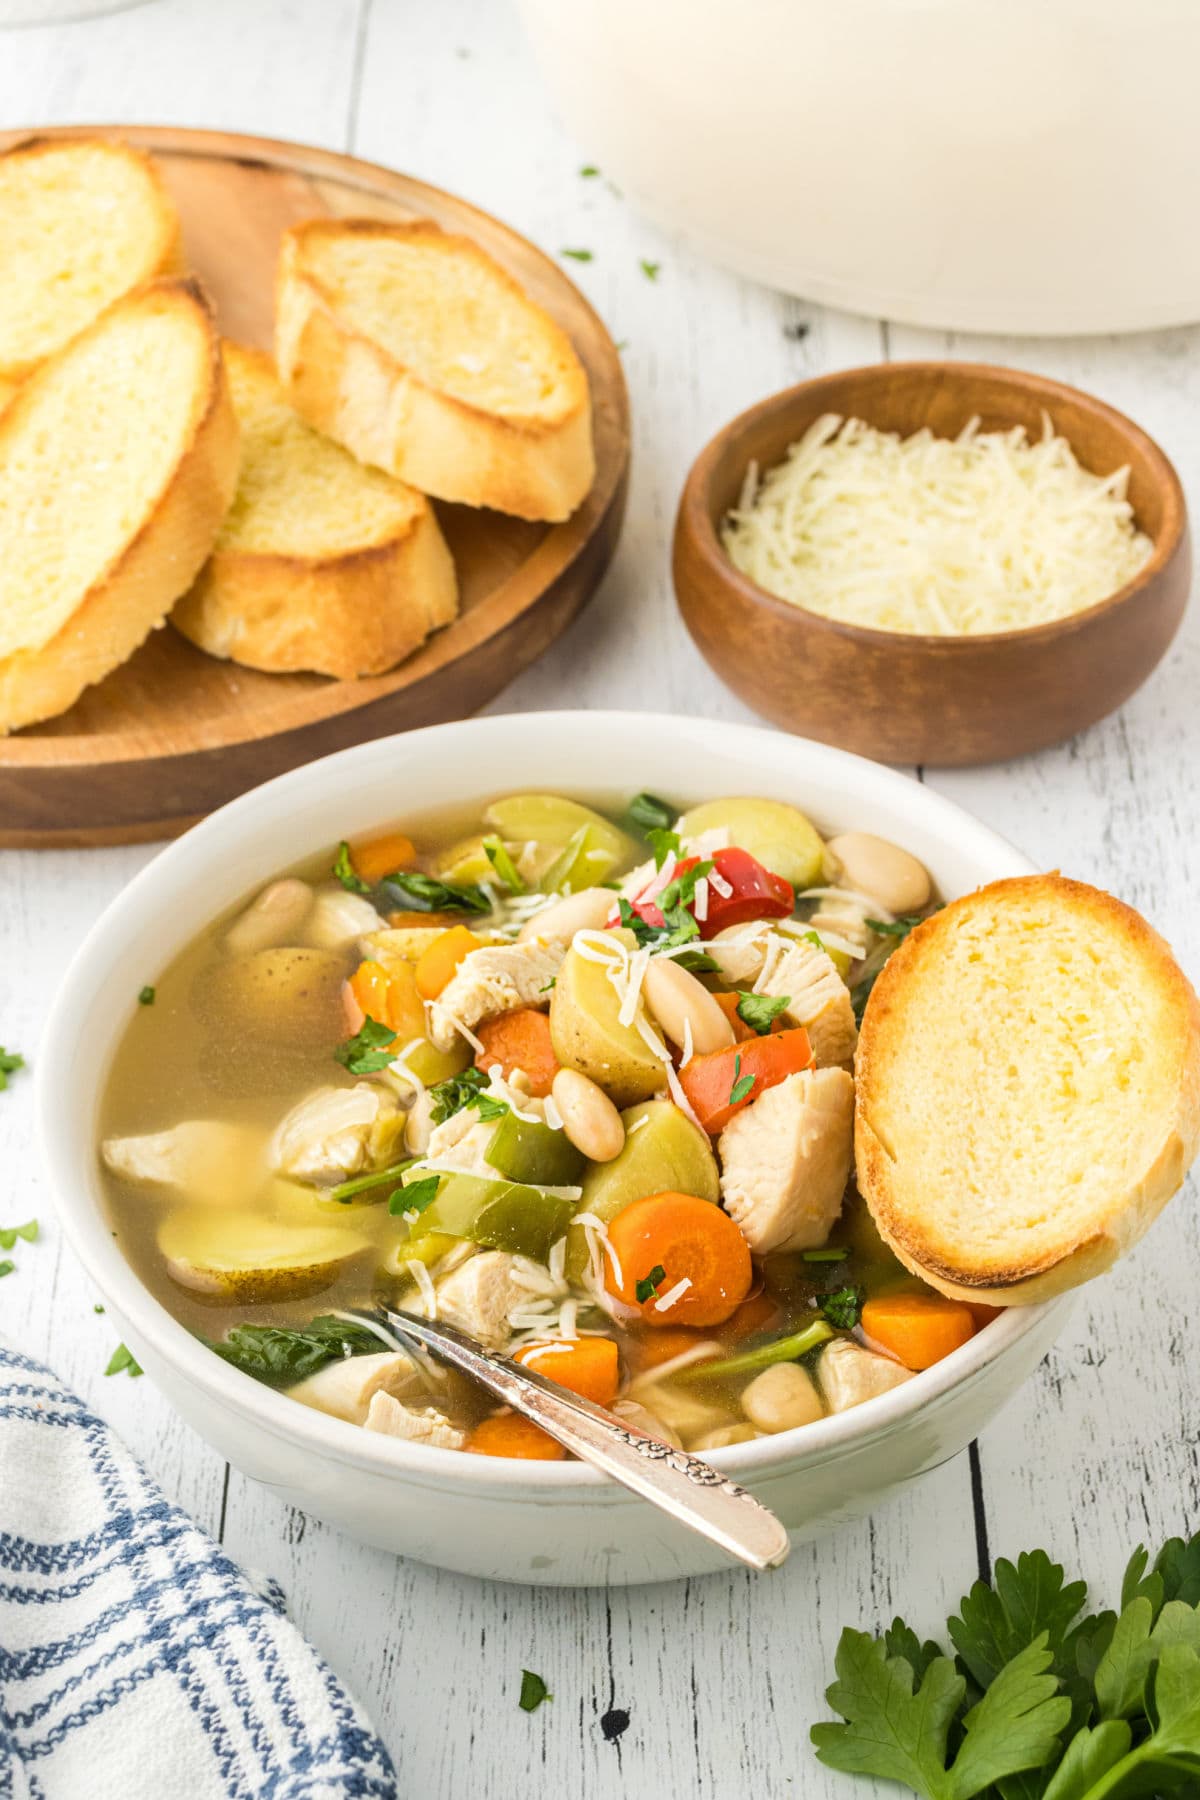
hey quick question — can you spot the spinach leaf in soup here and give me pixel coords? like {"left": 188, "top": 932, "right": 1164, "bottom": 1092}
{"left": 207, "top": 1316, "right": 386, "bottom": 1387}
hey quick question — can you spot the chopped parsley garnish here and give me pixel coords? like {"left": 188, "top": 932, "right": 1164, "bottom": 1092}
{"left": 381, "top": 871, "right": 491, "bottom": 915}
{"left": 0, "top": 1261, "right": 12, "bottom": 1280}
{"left": 819, "top": 1285, "right": 864, "bottom": 1330}
{"left": 735, "top": 992, "right": 790, "bottom": 1035}
{"left": 137, "top": 985, "right": 156, "bottom": 1006}
{"left": 640, "top": 259, "right": 661, "bottom": 281}
{"left": 656, "top": 858, "right": 713, "bottom": 915}
{"left": 519, "top": 1669, "right": 552, "bottom": 1713}
{"left": 93, "top": 1303, "right": 106, "bottom": 1314}
{"left": 616, "top": 896, "right": 716, "bottom": 970}
{"left": 104, "top": 1343, "right": 143, "bottom": 1378}
{"left": 645, "top": 827, "right": 683, "bottom": 869}
{"left": 472, "top": 1093, "right": 509, "bottom": 1122}
{"left": 811, "top": 1529, "right": 1200, "bottom": 1800}
{"left": 802, "top": 930, "right": 825, "bottom": 950}
{"left": 0, "top": 1219, "right": 38, "bottom": 1252}
{"left": 625, "top": 791, "right": 675, "bottom": 834}
{"left": 802, "top": 1247, "right": 848, "bottom": 1263}
{"left": 333, "top": 1016, "right": 398, "bottom": 1076}
{"left": 329, "top": 1159, "right": 415, "bottom": 1203}
{"left": 579, "top": 164, "right": 600, "bottom": 177}
{"left": 851, "top": 914, "right": 928, "bottom": 1022}
{"left": 391, "top": 1175, "right": 441, "bottom": 1216}
{"left": 728, "top": 1055, "right": 756, "bottom": 1107}
{"left": 561, "top": 247, "right": 593, "bottom": 262}
{"left": 429, "top": 1066, "right": 488, "bottom": 1125}
{"left": 635, "top": 1263, "right": 667, "bottom": 1303}
{"left": 207, "top": 1315, "right": 383, "bottom": 1387}
{"left": 333, "top": 840, "right": 371, "bottom": 895}
{"left": 867, "top": 915, "right": 925, "bottom": 937}
{"left": 0, "top": 1047, "right": 25, "bottom": 1092}
{"left": 539, "top": 978, "right": 557, "bottom": 993}
{"left": 483, "top": 835, "right": 525, "bottom": 894}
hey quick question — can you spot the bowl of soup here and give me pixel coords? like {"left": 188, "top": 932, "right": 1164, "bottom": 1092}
{"left": 40, "top": 713, "right": 1070, "bottom": 1584}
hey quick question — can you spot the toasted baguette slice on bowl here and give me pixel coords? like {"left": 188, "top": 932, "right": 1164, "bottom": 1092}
{"left": 173, "top": 344, "right": 457, "bottom": 679}
{"left": 0, "top": 278, "right": 238, "bottom": 735}
{"left": 0, "top": 136, "right": 182, "bottom": 388}
{"left": 855, "top": 874, "right": 1200, "bottom": 1305}
{"left": 275, "top": 216, "right": 595, "bottom": 522}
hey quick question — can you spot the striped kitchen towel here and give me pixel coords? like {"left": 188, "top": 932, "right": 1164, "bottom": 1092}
{"left": 0, "top": 1340, "right": 398, "bottom": 1800}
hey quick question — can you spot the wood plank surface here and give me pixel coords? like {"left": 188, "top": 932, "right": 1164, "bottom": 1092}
{"left": 2, "top": 1, "right": 1197, "bottom": 1795}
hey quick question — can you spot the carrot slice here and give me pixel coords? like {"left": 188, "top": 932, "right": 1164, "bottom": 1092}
{"left": 605, "top": 1191, "right": 752, "bottom": 1328}
{"left": 415, "top": 926, "right": 482, "bottom": 1000}
{"left": 678, "top": 1028, "right": 814, "bottom": 1135}
{"left": 860, "top": 1293, "right": 977, "bottom": 1370}
{"left": 474, "top": 1008, "right": 559, "bottom": 1097}
{"left": 466, "top": 1413, "right": 566, "bottom": 1460}
{"left": 351, "top": 831, "right": 416, "bottom": 885}
{"left": 347, "top": 959, "right": 425, "bottom": 1042}
{"left": 515, "top": 1336, "right": 620, "bottom": 1406}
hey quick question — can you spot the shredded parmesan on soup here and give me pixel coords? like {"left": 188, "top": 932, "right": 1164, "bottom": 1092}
{"left": 721, "top": 412, "right": 1153, "bottom": 636}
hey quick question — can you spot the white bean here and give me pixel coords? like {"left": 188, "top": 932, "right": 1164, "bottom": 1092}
{"left": 518, "top": 886, "right": 615, "bottom": 943}
{"left": 551, "top": 1068, "right": 625, "bottom": 1162}
{"left": 641, "top": 957, "right": 735, "bottom": 1056}
{"left": 826, "top": 833, "right": 931, "bottom": 915}
{"left": 740, "top": 1362, "right": 824, "bottom": 1433}
{"left": 224, "top": 878, "right": 314, "bottom": 956}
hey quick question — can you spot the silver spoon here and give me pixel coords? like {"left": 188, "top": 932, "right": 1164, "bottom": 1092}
{"left": 347, "top": 1305, "right": 790, "bottom": 1573}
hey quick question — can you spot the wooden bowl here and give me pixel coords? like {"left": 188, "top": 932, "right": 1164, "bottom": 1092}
{"left": 673, "top": 362, "right": 1190, "bottom": 765}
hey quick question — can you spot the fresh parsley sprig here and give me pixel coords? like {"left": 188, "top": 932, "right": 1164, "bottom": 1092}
{"left": 735, "top": 992, "right": 790, "bottom": 1035}
{"left": 334, "top": 1017, "right": 398, "bottom": 1076}
{"left": 0, "top": 1047, "right": 25, "bottom": 1092}
{"left": 635, "top": 1264, "right": 666, "bottom": 1303}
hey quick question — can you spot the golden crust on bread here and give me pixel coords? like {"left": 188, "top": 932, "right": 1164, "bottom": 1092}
{"left": 854, "top": 874, "right": 1200, "bottom": 1305}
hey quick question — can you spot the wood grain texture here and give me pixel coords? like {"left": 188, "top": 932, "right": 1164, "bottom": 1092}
{"left": 674, "top": 362, "right": 1191, "bottom": 765}
{"left": 0, "top": 124, "right": 630, "bottom": 845}
{"left": 2, "top": 2, "right": 1198, "bottom": 1798}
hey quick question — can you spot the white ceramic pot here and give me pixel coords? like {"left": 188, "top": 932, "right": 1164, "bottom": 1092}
{"left": 515, "top": 0, "right": 1200, "bottom": 336}
{"left": 41, "top": 713, "right": 1069, "bottom": 1586}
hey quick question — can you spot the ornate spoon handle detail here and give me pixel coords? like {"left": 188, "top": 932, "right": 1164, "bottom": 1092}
{"left": 355, "top": 1305, "right": 791, "bottom": 1573}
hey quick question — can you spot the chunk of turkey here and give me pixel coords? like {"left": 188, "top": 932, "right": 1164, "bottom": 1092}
{"left": 269, "top": 1083, "right": 404, "bottom": 1184}
{"left": 427, "top": 942, "right": 563, "bottom": 1052}
{"left": 433, "top": 1249, "right": 526, "bottom": 1347}
{"left": 718, "top": 1067, "right": 854, "bottom": 1254}
{"left": 818, "top": 1338, "right": 914, "bottom": 1412}
{"left": 287, "top": 1350, "right": 429, "bottom": 1424}
{"left": 301, "top": 882, "right": 383, "bottom": 951}
{"left": 363, "top": 1391, "right": 466, "bottom": 1450}
{"left": 101, "top": 1121, "right": 261, "bottom": 1203}
{"left": 709, "top": 927, "right": 857, "bottom": 1065}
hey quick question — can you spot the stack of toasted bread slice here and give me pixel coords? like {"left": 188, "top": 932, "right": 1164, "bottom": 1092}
{"left": 855, "top": 874, "right": 1200, "bottom": 1305}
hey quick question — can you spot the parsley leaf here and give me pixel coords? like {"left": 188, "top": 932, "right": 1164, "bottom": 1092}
{"left": 483, "top": 835, "right": 525, "bottom": 894}
{"left": 735, "top": 991, "right": 790, "bottom": 1035}
{"left": 138, "top": 986, "right": 156, "bottom": 1006}
{"left": 519, "top": 1669, "right": 551, "bottom": 1712}
{"left": 333, "top": 840, "right": 371, "bottom": 895}
{"left": 948, "top": 1551, "right": 1090, "bottom": 1692}
{"left": 381, "top": 871, "right": 491, "bottom": 915}
{"left": 626, "top": 792, "right": 676, "bottom": 834}
{"left": 646, "top": 827, "right": 683, "bottom": 870}
{"left": 0, "top": 1261, "right": 13, "bottom": 1280}
{"left": 333, "top": 1016, "right": 398, "bottom": 1076}
{"left": 561, "top": 247, "right": 593, "bottom": 262}
{"left": 868, "top": 914, "right": 926, "bottom": 937}
{"left": 0, "top": 1047, "right": 25, "bottom": 1092}
{"left": 104, "top": 1342, "right": 143, "bottom": 1378}
{"left": 635, "top": 1263, "right": 666, "bottom": 1303}
{"left": 728, "top": 1054, "right": 756, "bottom": 1107}
{"left": 640, "top": 258, "right": 661, "bottom": 281}
{"left": 579, "top": 164, "right": 600, "bottom": 178}
{"left": 0, "top": 1219, "right": 38, "bottom": 1252}
{"left": 207, "top": 1315, "right": 384, "bottom": 1386}
{"left": 851, "top": 914, "right": 929, "bottom": 1023}
{"left": 391, "top": 1175, "right": 442, "bottom": 1216}
{"left": 820, "top": 1285, "right": 863, "bottom": 1330}
{"left": 429, "top": 1066, "right": 488, "bottom": 1125}
{"left": 471, "top": 1093, "right": 509, "bottom": 1122}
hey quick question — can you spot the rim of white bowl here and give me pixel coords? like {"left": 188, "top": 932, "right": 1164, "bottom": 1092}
{"left": 40, "top": 710, "right": 1061, "bottom": 1499}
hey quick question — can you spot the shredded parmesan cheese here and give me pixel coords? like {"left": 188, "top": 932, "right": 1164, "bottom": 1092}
{"left": 653, "top": 1276, "right": 693, "bottom": 1314}
{"left": 722, "top": 412, "right": 1153, "bottom": 636}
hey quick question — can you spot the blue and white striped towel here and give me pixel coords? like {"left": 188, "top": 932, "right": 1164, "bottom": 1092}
{"left": 0, "top": 1340, "right": 398, "bottom": 1800}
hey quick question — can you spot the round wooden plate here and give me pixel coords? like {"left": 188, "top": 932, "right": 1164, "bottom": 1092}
{"left": 0, "top": 124, "right": 630, "bottom": 847}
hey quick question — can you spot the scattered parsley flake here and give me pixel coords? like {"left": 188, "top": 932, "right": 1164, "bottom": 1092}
{"left": 728, "top": 1055, "right": 756, "bottom": 1107}
{"left": 138, "top": 985, "right": 156, "bottom": 1006}
{"left": 105, "top": 1343, "right": 143, "bottom": 1378}
{"left": 0, "top": 1047, "right": 25, "bottom": 1092}
{"left": 820, "top": 1285, "right": 864, "bottom": 1330}
{"left": 0, "top": 1261, "right": 13, "bottom": 1280}
{"left": 333, "top": 1016, "right": 398, "bottom": 1076}
{"left": 539, "top": 977, "right": 557, "bottom": 994}
{"left": 0, "top": 1219, "right": 38, "bottom": 1251}
{"left": 519, "top": 1669, "right": 551, "bottom": 1712}
{"left": 735, "top": 992, "right": 790, "bottom": 1035}
{"left": 94, "top": 1303, "right": 106, "bottom": 1314}
{"left": 472, "top": 1093, "right": 510, "bottom": 1123}
{"left": 392, "top": 1176, "right": 441, "bottom": 1217}
{"left": 561, "top": 247, "right": 593, "bottom": 263}
{"left": 579, "top": 164, "right": 600, "bottom": 178}
{"left": 639, "top": 259, "right": 661, "bottom": 281}
{"left": 635, "top": 1263, "right": 666, "bottom": 1304}
{"left": 333, "top": 840, "right": 371, "bottom": 895}
{"left": 429, "top": 1067, "right": 488, "bottom": 1126}
{"left": 646, "top": 827, "right": 683, "bottom": 870}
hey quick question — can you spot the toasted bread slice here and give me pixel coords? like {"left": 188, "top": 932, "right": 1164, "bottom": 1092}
{"left": 275, "top": 217, "right": 595, "bottom": 522}
{"left": 0, "top": 136, "right": 182, "bottom": 386}
{"left": 855, "top": 875, "right": 1200, "bottom": 1305}
{"left": 173, "top": 344, "right": 457, "bottom": 678}
{"left": 0, "top": 279, "right": 238, "bottom": 734}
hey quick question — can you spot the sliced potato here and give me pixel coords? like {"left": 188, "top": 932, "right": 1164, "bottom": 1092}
{"left": 199, "top": 947, "right": 348, "bottom": 1043}
{"left": 566, "top": 1099, "right": 719, "bottom": 1280}
{"left": 676, "top": 797, "right": 825, "bottom": 889}
{"left": 549, "top": 929, "right": 665, "bottom": 1107}
{"left": 435, "top": 833, "right": 495, "bottom": 885}
{"left": 159, "top": 1206, "right": 368, "bottom": 1301}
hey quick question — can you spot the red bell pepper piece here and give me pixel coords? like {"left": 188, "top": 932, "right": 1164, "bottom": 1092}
{"left": 623, "top": 847, "right": 794, "bottom": 939}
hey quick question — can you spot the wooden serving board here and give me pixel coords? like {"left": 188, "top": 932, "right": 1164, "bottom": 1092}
{"left": 0, "top": 125, "right": 630, "bottom": 847}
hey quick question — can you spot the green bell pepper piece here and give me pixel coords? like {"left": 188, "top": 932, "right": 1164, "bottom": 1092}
{"left": 404, "top": 1171, "right": 575, "bottom": 1263}
{"left": 484, "top": 1113, "right": 585, "bottom": 1187}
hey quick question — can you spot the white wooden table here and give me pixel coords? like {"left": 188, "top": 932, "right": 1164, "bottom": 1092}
{"left": 2, "top": 3, "right": 1198, "bottom": 1793}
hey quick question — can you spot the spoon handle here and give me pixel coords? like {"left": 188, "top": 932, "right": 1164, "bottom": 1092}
{"left": 372, "top": 1306, "right": 791, "bottom": 1573}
